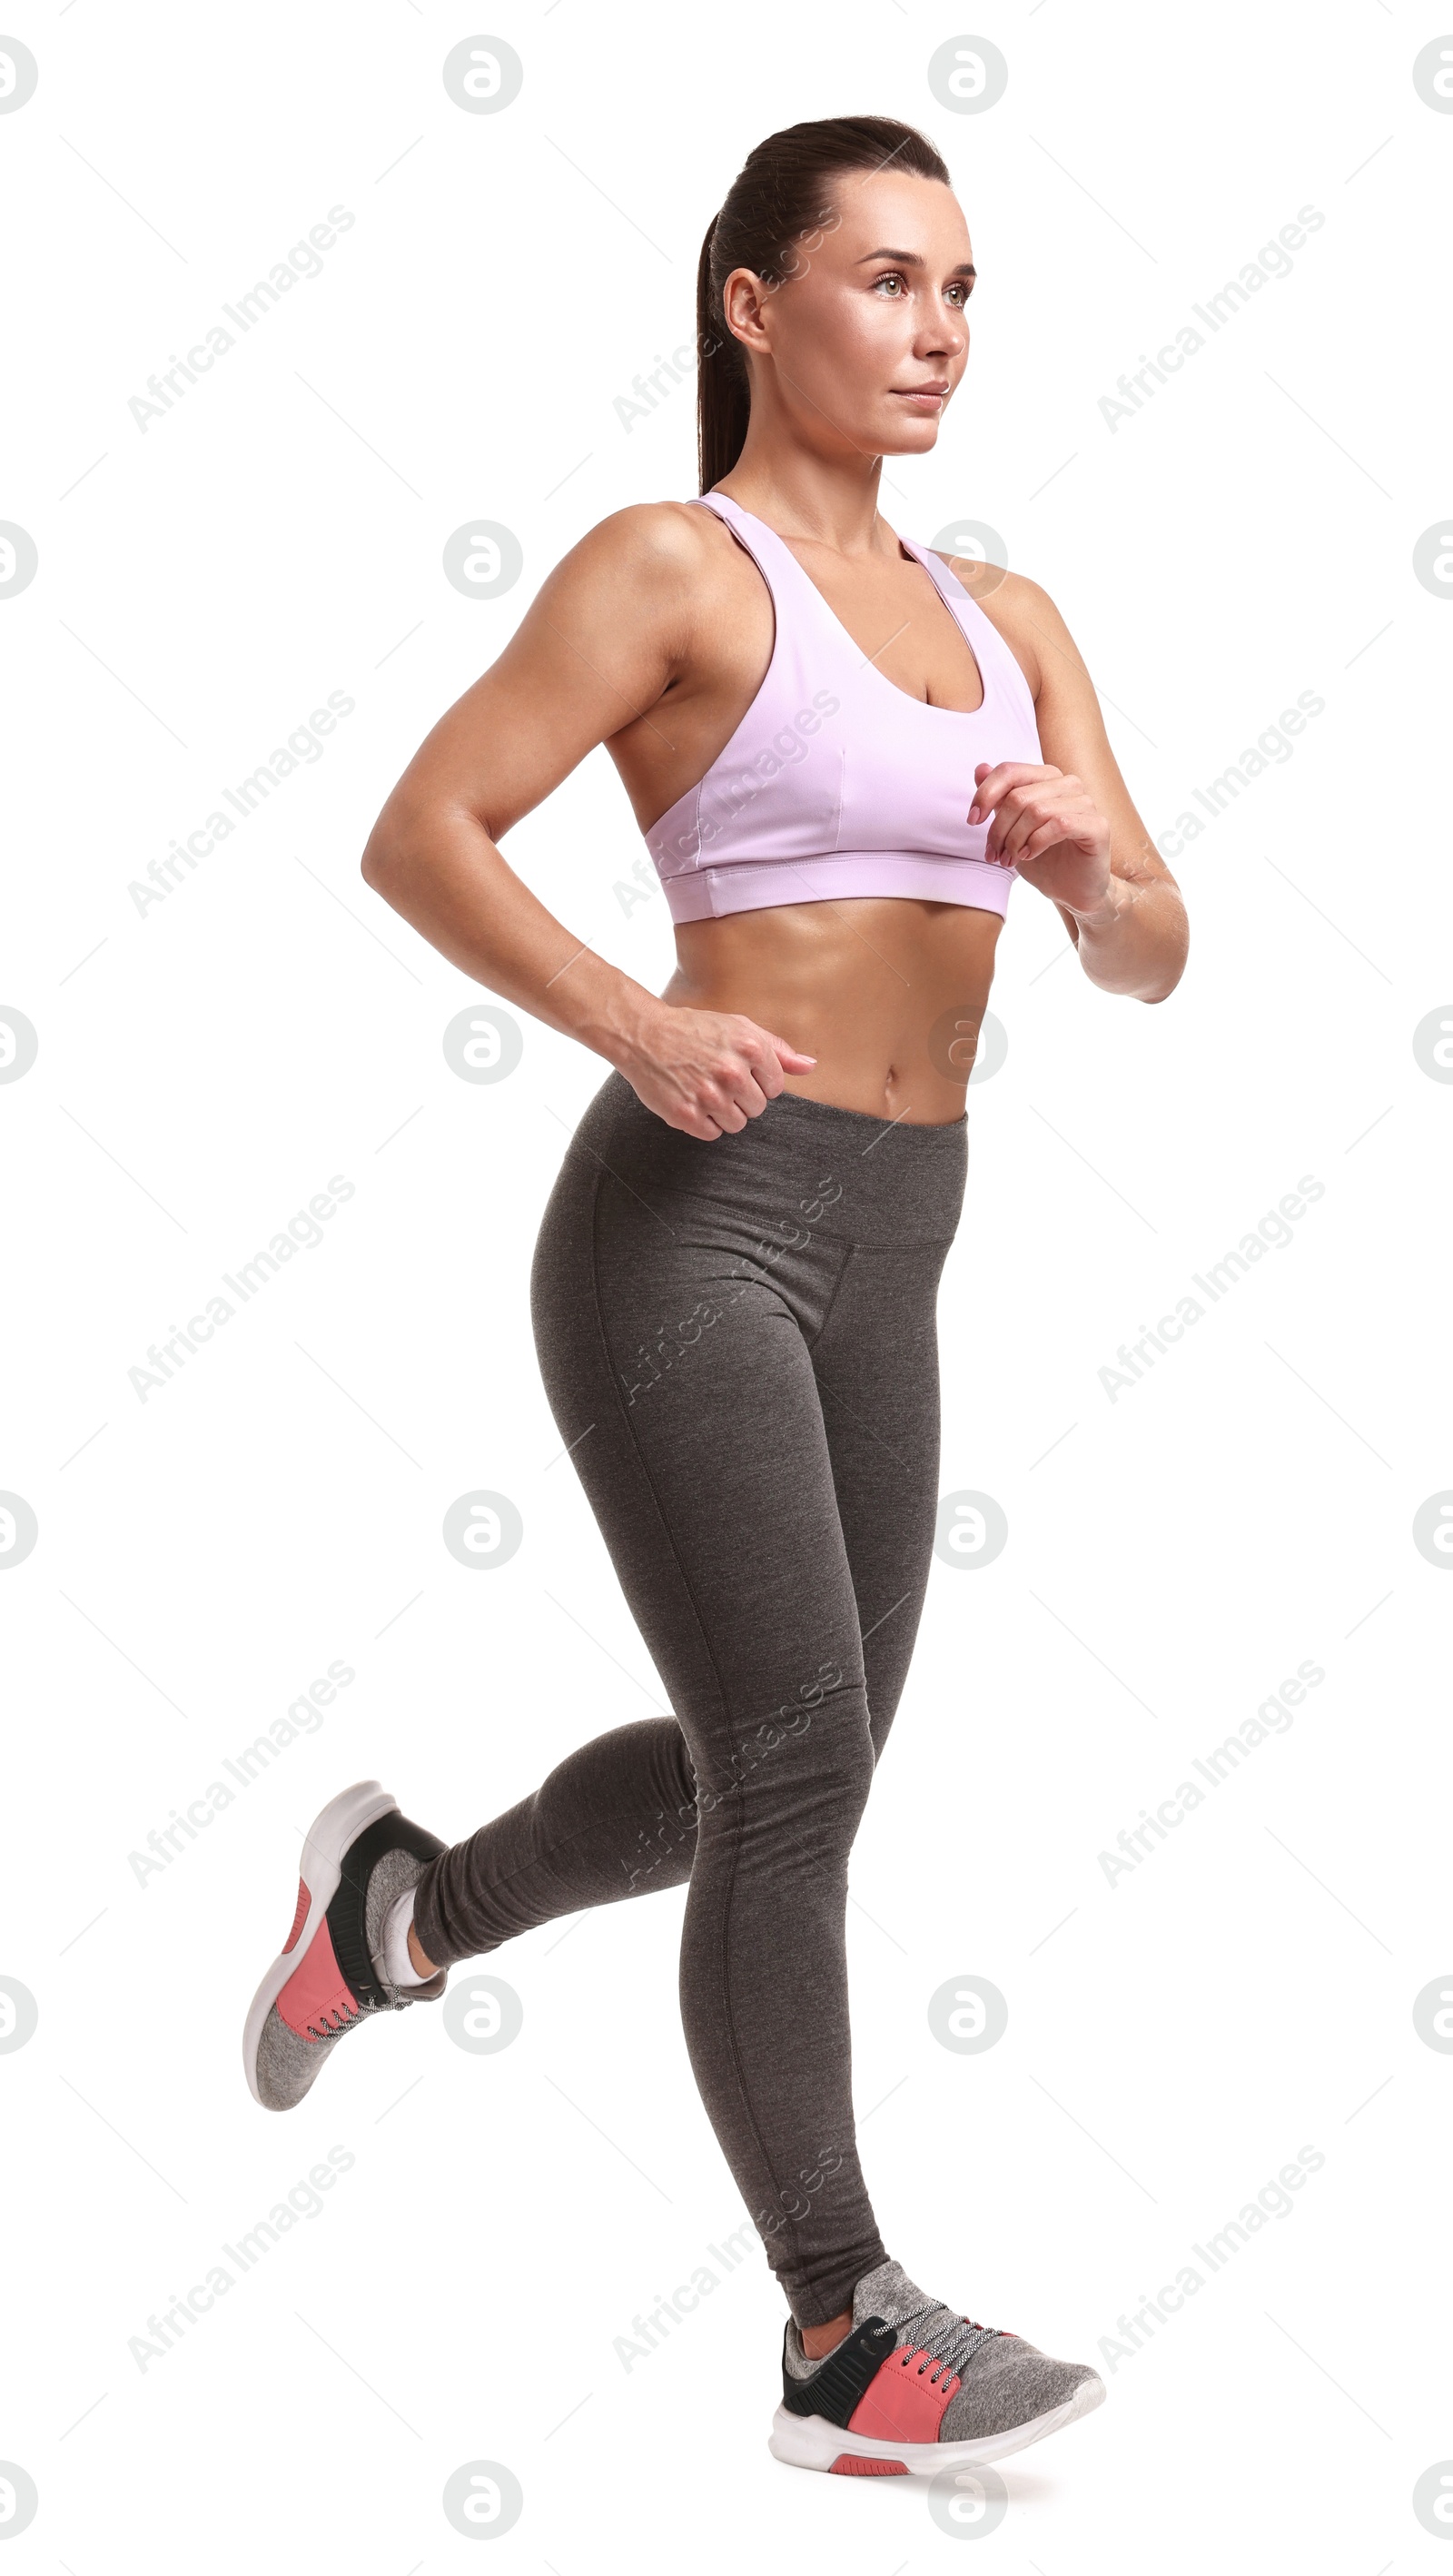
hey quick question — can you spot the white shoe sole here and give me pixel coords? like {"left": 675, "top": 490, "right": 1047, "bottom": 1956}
{"left": 242, "top": 1778, "right": 399, "bottom": 2107}
{"left": 767, "top": 2371, "right": 1105, "bottom": 2474}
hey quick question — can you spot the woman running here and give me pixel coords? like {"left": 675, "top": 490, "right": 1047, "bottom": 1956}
{"left": 242, "top": 113, "right": 1188, "bottom": 2479}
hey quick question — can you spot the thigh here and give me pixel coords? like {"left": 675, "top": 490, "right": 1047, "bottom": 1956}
{"left": 808, "top": 1238, "right": 952, "bottom": 1758}
{"left": 531, "top": 1148, "right": 866, "bottom": 1791}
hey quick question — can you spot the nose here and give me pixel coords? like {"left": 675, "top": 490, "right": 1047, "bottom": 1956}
{"left": 917, "top": 311, "right": 967, "bottom": 364}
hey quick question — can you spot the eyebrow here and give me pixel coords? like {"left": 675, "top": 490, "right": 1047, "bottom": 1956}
{"left": 856, "top": 246, "right": 976, "bottom": 279}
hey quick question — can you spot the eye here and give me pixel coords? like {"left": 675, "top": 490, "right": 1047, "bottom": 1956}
{"left": 872, "top": 269, "right": 907, "bottom": 295}
{"left": 945, "top": 281, "right": 972, "bottom": 309}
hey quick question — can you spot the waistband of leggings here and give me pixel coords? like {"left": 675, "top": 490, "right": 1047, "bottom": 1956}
{"left": 570, "top": 1072, "right": 967, "bottom": 1245}
{"left": 762, "top": 1085, "right": 967, "bottom": 1154}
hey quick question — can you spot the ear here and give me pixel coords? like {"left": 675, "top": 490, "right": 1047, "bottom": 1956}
{"left": 721, "top": 266, "right": 774, "bottom": 359}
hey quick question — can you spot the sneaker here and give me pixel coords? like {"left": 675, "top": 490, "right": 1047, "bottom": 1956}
{"left": 769, "top": 2258, "right": 1104, "bottom": 2475}
{"left": 243, "top": 1780, "right": 447, "bottom": 2111}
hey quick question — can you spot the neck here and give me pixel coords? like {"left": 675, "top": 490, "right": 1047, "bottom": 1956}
{"left": 714, "top": 423, "right": 891, "bottom": 557}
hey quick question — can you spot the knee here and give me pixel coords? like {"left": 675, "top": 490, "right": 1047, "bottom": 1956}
{"left": 707, "top": 1681, "right": 875, "bottom": 1843}
{"left": 834, "top": 1744, "right": 876, "bottom": 1848}
{"left": 811, "top": 1696, "right": 876, "bottom": 1820}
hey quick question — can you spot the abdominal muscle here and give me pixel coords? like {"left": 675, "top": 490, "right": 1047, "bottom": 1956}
{"left": 662, "top": 895, "right": 1003, "bottom": 1125}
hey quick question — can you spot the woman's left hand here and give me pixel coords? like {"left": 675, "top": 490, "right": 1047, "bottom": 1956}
{"left": 968, "top": 759, "right": 1113, "bottom": 916}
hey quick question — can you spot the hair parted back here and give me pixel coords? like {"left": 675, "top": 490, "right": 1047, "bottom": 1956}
{"left": 696, "top": 114, "right": 951, "bottom": 492}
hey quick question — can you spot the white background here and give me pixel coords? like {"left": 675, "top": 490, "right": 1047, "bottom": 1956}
{"left": 3, "top": 2, "right": 1450, "bottom": 2566}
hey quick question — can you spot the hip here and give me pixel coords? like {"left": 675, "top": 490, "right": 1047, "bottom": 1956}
{"left": 555, "top": 1069, "right": 966, "bottom": 1255}
{"left": 531, "top": 1072, "right": 962, "bottom": 1424}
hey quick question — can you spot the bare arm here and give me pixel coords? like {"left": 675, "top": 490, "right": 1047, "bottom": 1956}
{"left": 361, "top": 506, "right": 814, "bottom": 1137}
{"left": 954, "top": 562, "right": 1188, "bottom": 1002}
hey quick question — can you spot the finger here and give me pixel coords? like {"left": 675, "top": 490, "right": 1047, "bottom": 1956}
{"left": 982, "top": 789, "right": 1027, "bottom": 864}
{"left": 1003, "top": 793, "right": 1093, "bottom": 866}
{"left": 682, "top": 1064, "right": 751, "bottom": 1135}
{"left": 749, "top": 1032, "right": 816, "bottom": 1095}
{"left": 726, "top": 1065, "right": 770, "bottom": 1120}
{"left": 736, "top": 1035, "right": 815, "bottom": 1100}
{"left": 989, "top": 791, "right": 1066, "bottom": 866}
{"left": 1015, "top": 812, "right": 1086, "bottom": 867}
{"left": 969, "top": 760, "right": 1052, "bottom": 824}
{"left": 742, "top": 1037, "right": 786, "bottom": 1101}
{"left": 998, "top": 814, "right": 1059, "bottom": 867}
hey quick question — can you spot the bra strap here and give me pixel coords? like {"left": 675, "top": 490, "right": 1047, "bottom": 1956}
{"left": 900, "top": 535, "right": 1008, "bottom": 700}
{"left": 898, "top": 533, "right": 986, "bottom": 614}
{"left": 689, "top": 490, "right": 844, "bottom": 629}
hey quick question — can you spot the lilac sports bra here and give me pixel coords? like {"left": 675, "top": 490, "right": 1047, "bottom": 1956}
{"left": 642, "top": 491, "right": 1043, "bottom": 925}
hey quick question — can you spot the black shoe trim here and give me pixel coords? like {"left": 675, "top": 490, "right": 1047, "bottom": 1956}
{"left": 781, "top": 2316, "right": 897, "bottom": 2423}
{"left": 326, "top": 1810, "right": 446, "bottom": 2016}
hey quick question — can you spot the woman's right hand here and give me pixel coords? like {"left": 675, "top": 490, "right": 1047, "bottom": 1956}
{"left": 615, "top": 1006, "right": 816, "bottom": 1140}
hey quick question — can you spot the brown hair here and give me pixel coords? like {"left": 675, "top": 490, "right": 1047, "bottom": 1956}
{"left": 696, "top": 115, "right": 951, "bottom": 492}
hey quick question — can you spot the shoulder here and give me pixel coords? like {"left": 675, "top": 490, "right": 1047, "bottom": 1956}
{"left": 548, "top": 500, "right": 726, "bottom": 596}
{"left": 525, "top": 502, "right": 745, "bottom": 659}
{"left": 928, "top": 551, "right": 1080, "bottom": 701}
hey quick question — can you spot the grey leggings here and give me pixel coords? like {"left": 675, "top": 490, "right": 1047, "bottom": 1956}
{"left": 412, "top": 1071, "right": 967, "bottom": 2327}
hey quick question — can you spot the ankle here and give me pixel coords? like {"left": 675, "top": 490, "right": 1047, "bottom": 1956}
{"left": 406, "top": 1918, "right": 439, "bottom": 1979}
{"left": 799, "top": 2307, "right": 853, "bottom": 2362}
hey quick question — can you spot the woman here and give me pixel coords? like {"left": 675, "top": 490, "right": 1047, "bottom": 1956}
{"left": 242, "top": 114, "right": 1187, "bottom": 2478}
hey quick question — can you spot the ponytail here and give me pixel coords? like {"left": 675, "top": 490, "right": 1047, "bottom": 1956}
{"left": 696, "top": 214, "right": 751, "bottom": 495}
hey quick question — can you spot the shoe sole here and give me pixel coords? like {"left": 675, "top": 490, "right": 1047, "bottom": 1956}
{"left": 242, "top": 1778, "right": 399, "bottom": 2108}
{"left": 767, "top": 2372, "right": 1105, "bottom": 2475}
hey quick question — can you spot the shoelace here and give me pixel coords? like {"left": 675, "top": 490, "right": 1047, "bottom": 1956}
{"left": 306, "top": 1999, "right": 369, "bottom": 2039}
{"left": 890, "top": 2298, "right": 1001, "bottom": 2384}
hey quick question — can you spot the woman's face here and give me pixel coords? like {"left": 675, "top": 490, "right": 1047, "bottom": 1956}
{"left": 723, "top": 167, "right": 974, "bottom": 460}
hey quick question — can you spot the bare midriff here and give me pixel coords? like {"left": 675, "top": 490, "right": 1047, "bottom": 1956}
{"left": 663, "top": 895, "right": 1003, "bottom": 1125}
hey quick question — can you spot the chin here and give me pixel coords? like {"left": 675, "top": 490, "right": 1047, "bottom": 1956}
{"left": 877, "top": 417, "right": 944, "bottom": 457}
